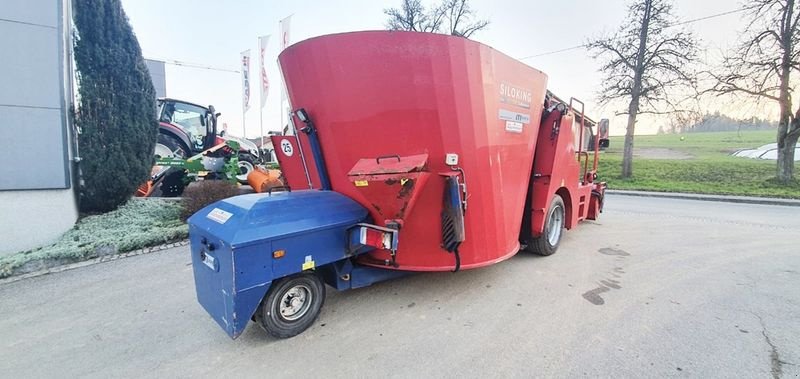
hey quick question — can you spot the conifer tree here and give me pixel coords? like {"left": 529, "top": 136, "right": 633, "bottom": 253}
{"left": 73, "top": 0, "right": 157, "bottom": 212}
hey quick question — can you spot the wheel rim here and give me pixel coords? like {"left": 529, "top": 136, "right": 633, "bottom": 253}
{"left": 547, "top": 204, "right": 564, "bottom": 246}
{"left": 237, "top": 160, "right": 255, "bottom": 182}
{"left": 152, "top": 143, "right": 175, "bottom": 177}
{"left": 278, "top": 284, "right": 313, "bottom": 321}
{"left": 154, "top": 143, "right": 175, "bottom": 159}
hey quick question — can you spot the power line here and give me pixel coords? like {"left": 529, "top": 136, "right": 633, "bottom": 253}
{"left": 670, "top": 6, "right": 754, "bottom": 27}
{"left": 145, "top": 56, "right": 240, "bottom": 73}
{"left": 145, "top": 6, "right": 755, "bottom": 67}
{"left": 517, "top": 5, "right": 754, "bottom": 61}
{"left": 518, "top": 44, "right": 585, "bottom": 60}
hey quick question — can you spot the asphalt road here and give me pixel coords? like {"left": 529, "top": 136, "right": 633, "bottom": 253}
{"left": 1, "top": 195, "right": 798, "bottom": 378}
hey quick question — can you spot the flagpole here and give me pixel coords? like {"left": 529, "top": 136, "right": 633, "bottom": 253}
{"left": 259, "top": 105, "right": 264, "bottom": 149}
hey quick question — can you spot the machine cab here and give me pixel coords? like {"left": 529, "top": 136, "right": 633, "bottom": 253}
{"left": 157, "top": 98, "right": 218, "bottom": 151}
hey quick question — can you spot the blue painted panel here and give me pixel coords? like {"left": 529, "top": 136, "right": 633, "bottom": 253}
{"left": 190, "top": 225, "right": 237, "bottom": 336}
{"left": 189, "top": 190, "right": 370, "bottom": 248}
{"left": 271, "top": 226, "right": 351, "bottom": 279}
{"left": 188, "top": 190, "right": 370, "bottom": 338}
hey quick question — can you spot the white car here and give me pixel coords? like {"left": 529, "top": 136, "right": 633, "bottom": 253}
{"left": 732, "top": 143, "right": 800, "bottom": 161}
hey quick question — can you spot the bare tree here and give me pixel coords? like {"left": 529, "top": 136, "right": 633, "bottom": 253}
{"left": 587, "top": 0, "right": 698, "bottom": 178}
{"left": 710, "top": 0, "right": 800, "bottom": 184}
{"left": 385, "top": 0, "right": 439, "bottom": 32}
{"left": 384, "top": 0, "right": 488, "bottom": 38}
{"left": 440, "top": 0, "right": 489, "bottom": 38}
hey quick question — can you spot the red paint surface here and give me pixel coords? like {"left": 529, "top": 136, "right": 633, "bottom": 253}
{"left": 271, "top": 135, "right": 321, "bottom": 190}
{"left": 279, "top": 31, "right": 548, "bottom": 271}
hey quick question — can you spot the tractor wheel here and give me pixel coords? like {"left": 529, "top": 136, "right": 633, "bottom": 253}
{"left": 236, "top": 153, "right": 256, "bottom": 184}
{"left": 157, "top": 134, "right": 188, "bottom": 159}
{"left": 255, "top": 272, "right": 326, "bottom": 339}
{"left": 529, "top": 195, "right": 565, "bottom": 256}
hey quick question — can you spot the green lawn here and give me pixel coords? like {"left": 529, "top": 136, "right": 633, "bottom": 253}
{"left": 597, "top": 131, "right": 800, "bottom": 198}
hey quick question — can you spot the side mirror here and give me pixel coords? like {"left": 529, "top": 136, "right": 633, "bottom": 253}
{"left": 599, "top": 138, "right": 610, "bottom": 148}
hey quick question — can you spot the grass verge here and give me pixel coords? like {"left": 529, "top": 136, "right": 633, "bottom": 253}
{"left": 0, "top": 198, "right": 188, "bottom": 278}
{"left": 597, "top": 131, "right": 800, "bottom": 198}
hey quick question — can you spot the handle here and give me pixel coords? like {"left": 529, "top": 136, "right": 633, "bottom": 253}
{"left": 376, "top": 155, "right": 401, "bottom": 164}
{"left": 267, "top": 185, "right": 292, "bottom": 195}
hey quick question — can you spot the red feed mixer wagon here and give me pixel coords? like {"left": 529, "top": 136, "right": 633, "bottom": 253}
{"left": 188, "top": 31, "right": 608, "bottom": 339}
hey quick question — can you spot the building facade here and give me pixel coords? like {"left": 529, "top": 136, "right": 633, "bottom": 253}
{"left": 0, "top": 0, "right": 78, "bottom": 256}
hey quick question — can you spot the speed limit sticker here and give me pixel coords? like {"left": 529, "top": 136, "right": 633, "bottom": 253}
{"left": 280, "top": 139, "right": 294, "bottom": 157}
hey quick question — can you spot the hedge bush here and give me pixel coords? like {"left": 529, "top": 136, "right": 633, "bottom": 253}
{"left": 181, "top": 181, "right": 240, "bottom": 220}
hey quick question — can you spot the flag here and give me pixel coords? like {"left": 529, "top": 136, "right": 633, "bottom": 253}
{"left": 258, "top": 35, "right": 270, "bottom": 109}
{"left": 240, "top": 50, "right": 251, "bottom": 112}
{"left": 279, "top": 15, "right": 292, "bottom": 50}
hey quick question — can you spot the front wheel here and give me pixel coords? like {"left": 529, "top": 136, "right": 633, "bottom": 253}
{"left": 255, "top": 272, "right": 326, "bottom": 339}
{"left": 529, "top": 194, "right": 565, "bottom": 256}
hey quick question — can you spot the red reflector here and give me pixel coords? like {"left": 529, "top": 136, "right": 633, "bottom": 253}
{"left": 364, "top": 228, "right": 386, "bottom": 249}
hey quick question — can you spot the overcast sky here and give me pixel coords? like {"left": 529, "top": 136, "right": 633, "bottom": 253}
{"left": 121, "top": 0, "right": 759, "bottom": 137}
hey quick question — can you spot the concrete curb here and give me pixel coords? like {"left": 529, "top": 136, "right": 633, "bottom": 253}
{"left": 606, "top": 190, "right": 800, "bottom": 207}
{"left": 0, "top": 240, "right": 190, "bottom": 286}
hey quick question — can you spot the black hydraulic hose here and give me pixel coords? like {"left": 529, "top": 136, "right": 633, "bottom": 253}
{"left": 452, "top": 248, "right": 461, "bottom": 273}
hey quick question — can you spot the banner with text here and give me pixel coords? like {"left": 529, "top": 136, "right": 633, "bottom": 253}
{"left": 279, "top": 15, "right": 292, "bottom": 50}
{"left": 240, "top": 49, "right": 251, "bottom": 112}
{"left": 258, "top": 35, "right": 270, "bottom": 109}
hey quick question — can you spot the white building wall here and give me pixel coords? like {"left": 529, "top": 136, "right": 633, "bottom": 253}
{"left": 0, "top": 0, "right": 77, "bottom": 256}
{"left": 145, "top": 59, "right": 167, "bottom": 98}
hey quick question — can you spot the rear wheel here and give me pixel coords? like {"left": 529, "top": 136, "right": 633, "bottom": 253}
{"left": 530, "top": 195, "right": 565, "bottom": 256}
{"left": 255, "top": 272, "right": 325, "bottom": 339}
{"left": 157, "top": 134, "right": 188, "bottom": 159}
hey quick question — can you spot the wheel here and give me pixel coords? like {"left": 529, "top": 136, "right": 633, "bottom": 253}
{"left": 151, "top": 135, "right": 189, "bottom": 197}
{"left": 157, "top": 134, "right": 188, "bottom": 159}
{"left": 157, "top": 168, "right": 187, "bottom": 197}
{"left": 530, "top": 194, "right": 565, "bottom": 256}
{"left": 236, "top": 153, "right": 256, "bottom": 184}
{"left": 255, "top": 272, "right": 326, "bottom": 339}
{"left": 154, "top": 142, "right": 175, "bottom": 160}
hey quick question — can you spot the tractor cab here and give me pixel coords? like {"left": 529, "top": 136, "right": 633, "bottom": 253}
{"left": 158, "top": 98, "right": 219, "bottom": 152}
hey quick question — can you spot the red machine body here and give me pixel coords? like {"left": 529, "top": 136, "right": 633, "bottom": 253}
{"left": 274, "top": 31, "right": 605, "bottom": 272}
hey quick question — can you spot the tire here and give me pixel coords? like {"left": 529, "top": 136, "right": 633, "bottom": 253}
{"left": 157, "top": 134, "right": 188, "bottom": 159}
{"left": 236, "top": 153, "right": 256, "bottom": 184}
{"left": 530, "top": 194, "right": 565, "bottom": 256}
{"left": 157, "top": 168, "right": 187, "bottom": 197}
{"left": 255, "top": 272, "right": 326, "bottom": 339}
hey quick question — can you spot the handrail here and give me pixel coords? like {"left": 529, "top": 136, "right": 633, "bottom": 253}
{"left": 576, "top": 151, "right": 590, "bottom": 183}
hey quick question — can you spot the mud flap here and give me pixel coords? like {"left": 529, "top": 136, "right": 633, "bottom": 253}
{"left": 441, "top": 175, "right": 465, "bottom": 271}
{"left": 588, "top": 182, "right": 607, "bottom": 220}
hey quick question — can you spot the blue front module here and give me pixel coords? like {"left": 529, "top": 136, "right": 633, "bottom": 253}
{"left": 188, "top": 190, "right": 369, "bottom": 338}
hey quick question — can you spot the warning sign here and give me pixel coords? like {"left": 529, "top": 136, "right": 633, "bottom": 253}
{"left": 280, "top": 139, "right": 294, "bottom": 157}
{"left": 505, "top": 120, "right": 524, "bottom": 133}
{"left": 207, "top": 208, "right": 233, "bottom": 224}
